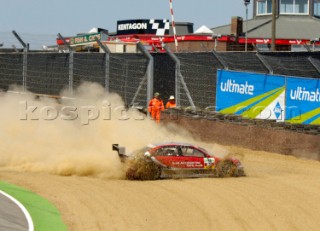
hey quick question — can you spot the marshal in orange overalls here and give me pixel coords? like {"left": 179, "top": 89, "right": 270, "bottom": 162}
{"left": 166, "top": 95, "right": 176, "bottom": 109}
{"left": 166, "top": 101, "right": 176, "bottom": 109}
{"left": 148, "top": 93, "right": 164, "bottom": 123}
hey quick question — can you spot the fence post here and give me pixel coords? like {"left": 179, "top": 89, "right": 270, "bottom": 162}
{"left": 57, "top": 33, "right": 73, "bottom": 96}
{"left": 256, "top": 53, "right": 273, "bottom": 74}
{"left": 69, "top": 51, "right": 74, "bottom": 95}
{"left": 95, "top": 38, "right": 110, "bottom": 92}
{"left": 12, "top": 30, "right": 28, "bottom": 92}
{"left": 212, "top": 51, "right": 228, "bottom": 70}
{"left": 124, "top": 60, "right": 129, "bottom": 105}
{"left": 308, "top": 56, "right": 320, "bottom": 75}
{"left": 136, "top": 42, "right": 154, "bottom": 108}
{"left": 163, "top": 44, "right": 195, "bottom": 108}
{"left": 163, "top": 45, "right": 180, "bottom": 106}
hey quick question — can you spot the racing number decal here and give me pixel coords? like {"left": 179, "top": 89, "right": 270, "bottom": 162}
{"left": 204, "top": 158, "right": 215, "bottom": 169}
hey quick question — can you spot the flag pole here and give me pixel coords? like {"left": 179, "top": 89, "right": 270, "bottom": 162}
{"left": 169, "top": 0, "right": 178, "bottom": 52}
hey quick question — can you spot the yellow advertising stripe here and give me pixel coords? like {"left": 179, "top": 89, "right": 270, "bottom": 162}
{"left": 310, "top": 116, "right": 320, "bottom": 125}
{"left": 242, "top": 88, "right": 285, "bottom": 118}
{"left": 220, "top": 87, "right": 283, "bottom": 115}
{"left": 287, "top": 107, "right": 320, "bottom": 124}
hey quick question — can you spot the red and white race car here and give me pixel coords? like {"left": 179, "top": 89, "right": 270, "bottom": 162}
{"left": 113, "top": 142, "right": 245, "bottom": 180}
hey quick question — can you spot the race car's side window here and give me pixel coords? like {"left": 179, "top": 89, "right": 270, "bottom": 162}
{"left": 192, "top": 149, "right": 206, "bottom": 157}
{"left": 154, "top": 148, "right": 165, "bottom": 156}
{"left": 181, "top": 147, "right": 205, "bottom": 157}
{"left": 154, "top": 147, "right": 179, "bottom": 156}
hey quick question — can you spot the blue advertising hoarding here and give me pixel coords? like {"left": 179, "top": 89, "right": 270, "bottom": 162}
{"left": 286, "top": 77, "right": 320, "bottom": 124}
{"left": 216, "top": 70, "right": 286, "bottom": 121}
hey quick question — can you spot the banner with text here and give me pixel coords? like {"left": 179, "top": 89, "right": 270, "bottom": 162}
{"left": 286, "top": 77, "right": 320, "bottom": 124}
{"left": 216, "top": 70, "right": 285, "bottom": 121}
{"left": 117, "top": 19, "right": 170, "bottom": 36}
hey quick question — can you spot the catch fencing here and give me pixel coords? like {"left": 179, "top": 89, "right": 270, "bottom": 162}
{"left": 1, "top": 47, "right": 320, "bottom": 110}
{"left": 0, "top": 51, "right": 150, "bottom": 107}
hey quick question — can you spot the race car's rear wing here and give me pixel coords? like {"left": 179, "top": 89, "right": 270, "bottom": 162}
{"left": 112, "top": 144, "right": 128, "bottom": 162}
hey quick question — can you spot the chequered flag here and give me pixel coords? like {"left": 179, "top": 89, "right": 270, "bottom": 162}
{"left": 149, "top": 19, "right": 170, "bottom": 36}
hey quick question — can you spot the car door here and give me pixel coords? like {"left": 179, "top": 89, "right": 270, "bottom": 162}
{"left": 152, "top": 146, "right": 184, "bottom": 168}
{"left": 175, "top": 146, "right": 206, "bottom": 169}
{"left": 152, "top": 145, "right": 213, "bottom": 170}
{"left": 154, "top": 145, "right": 206, "bottom": 169}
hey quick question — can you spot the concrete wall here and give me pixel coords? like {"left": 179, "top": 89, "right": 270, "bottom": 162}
{"left": 162, "top": 111, "right": 320, "bottom": 161}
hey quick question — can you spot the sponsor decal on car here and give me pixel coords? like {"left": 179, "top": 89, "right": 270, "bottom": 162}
{"left": 204, "top": 158, "right": 215, "bottom": 169}
{"left": 172, "top": 161, "right": 203, "bottom": 168}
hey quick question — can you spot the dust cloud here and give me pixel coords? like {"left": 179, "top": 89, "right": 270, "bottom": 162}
{"left": 0, "top": 82, "right": 226, "bottom": 178}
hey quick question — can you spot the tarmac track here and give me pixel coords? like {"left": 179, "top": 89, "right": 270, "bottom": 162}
{"left": 1, "top": 146, "right": 320, "bottom": 231}
{"left": 0, "top": 191, "right": 30, "bottom": 231}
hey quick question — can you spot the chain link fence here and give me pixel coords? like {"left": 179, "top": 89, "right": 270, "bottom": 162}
{"left": 1, "top": 48, "right": 320, "bottom": 110}
{"left": 157, "top": 50, "right": 320, "bottom": 109}
{"left": 109, "top": 53, "right": 149, "bottom": 106}
{"left": 0, "top": 54, "right": 23, "bottom": 90}
{"left": 259, "top": 52, "right": 320, "bottom": 78}
{"left": 0, "top": 51, "right": 149, "bottom": 107}
{"left": 176, "top": 52, "right": 222, "bottom": 109}
{"left": 27, "top": 53, "right": 69, "bottom": 95}
{"left": 153, "top": 53, "right": 176, "bottom": 103}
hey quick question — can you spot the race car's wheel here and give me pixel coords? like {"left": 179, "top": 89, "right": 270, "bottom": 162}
{"left": 215, "top": 159, "right": 238, "bottom": 177}
{"left": 237, "top": 168, "right": 246, "bottom": 177}
{"left": 126, "top": 157, "right": 161, "bottom": 180}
